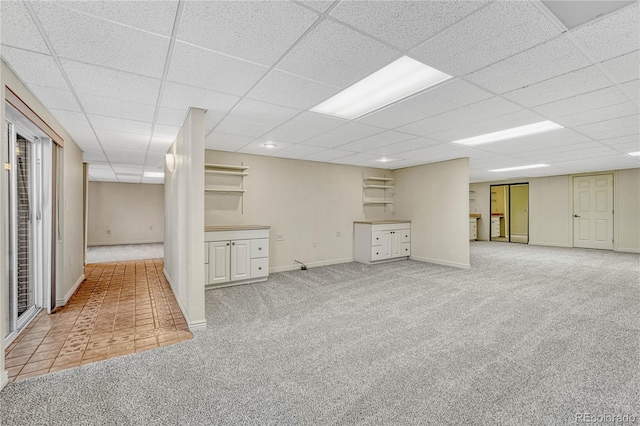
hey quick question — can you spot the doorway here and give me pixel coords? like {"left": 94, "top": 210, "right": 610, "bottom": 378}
{"left": 490, "top": 183, "right": 529, "bottom": 244}
{"left": 573, "top": 174, "right": 613, "bottom": 250}
{"left": 4, "top": 104, "right": 58, "bottom": 346}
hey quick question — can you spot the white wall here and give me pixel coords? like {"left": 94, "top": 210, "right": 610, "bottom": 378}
{"left": 394, "top": 158, "right": 470, "bottom": 268}
{"left": 87, "top": 182, "right": 164, "bottom": 246}
{"left": 204, "top": 150, "right": 393, "bottom": 271}
{"left": 1, "top": 59, "right": 85, "bottom": 389}
{"left": 469, "top": 168, "right": 640, "bottom": 253}
{"left": 164, "top": 108, "right": 206, "bottom": 331}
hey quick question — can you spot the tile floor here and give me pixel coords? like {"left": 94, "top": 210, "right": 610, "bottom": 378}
{"left": 4, "top": 259, "right": 192, "bottom": 383}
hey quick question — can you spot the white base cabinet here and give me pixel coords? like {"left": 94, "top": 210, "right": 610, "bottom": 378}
{"left": 205, "top": 227, "right": 269, "bottom": 288}
{"left": 354, "top": 221, "right": 411, "bottom": 264}
{"left": 469, "top": 218, "right": 478, "bottom": 241}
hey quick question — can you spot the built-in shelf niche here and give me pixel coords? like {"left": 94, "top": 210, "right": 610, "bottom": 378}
{"left": 205, "top": 163, "right": 248, "bottom": 213}
{"left": 363, "top": 175, "right": 395, "bottom": 210}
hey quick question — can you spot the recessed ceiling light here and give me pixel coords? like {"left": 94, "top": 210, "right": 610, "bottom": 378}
{"left": 377, "top": 157, "right": 399, "bottom": 163}
{"left": 144, "top": 171, "right": 165, "bottom": 178}
{"left": 489, "top": 164, "right": 550, "bottom": 172}
{"left": 452, "top": 121, "right": 564, "bottom": 146}
{"left": 263, "top": 142, "right": 277, "bottom": 148}
{"left": 627, "top": 151, "right": 640, "bottom": 156}
{"left": 310, "top": 56, "right": 451, "bottom": 120}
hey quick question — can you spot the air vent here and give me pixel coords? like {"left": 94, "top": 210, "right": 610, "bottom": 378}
{"left": 541, "top": 1, "right": 634, "bottom": 30}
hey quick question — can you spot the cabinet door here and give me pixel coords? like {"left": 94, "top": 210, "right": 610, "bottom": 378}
{"left": 382, "top": 232, "right": 392, "bottom": 259}
{"left": 209, "top": 241, "right": 230, "bottom": 285}
{"left": 391, "top": 231, "right": 402, "bottom": 257}
{"left": 231, "top": 240, "right": 251, "bottom": 281}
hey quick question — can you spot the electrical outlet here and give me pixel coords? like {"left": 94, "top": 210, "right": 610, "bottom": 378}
{"left": 276, "top": 233, "right": 284, "bottom": 241}
{"left": 313, "top": 241, "right": 318, "bottom": 247}
{"left": 336, "top": 231, "right": 341, "bottom": 237}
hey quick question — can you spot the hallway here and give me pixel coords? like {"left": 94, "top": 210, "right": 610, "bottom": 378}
{"left": 4, "top": 259, "right": 191, "bottom": 382}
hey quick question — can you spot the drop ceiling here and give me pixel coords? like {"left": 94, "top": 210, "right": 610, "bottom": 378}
{"left": 1, "top": 0, "right": 638, "bottom": 183}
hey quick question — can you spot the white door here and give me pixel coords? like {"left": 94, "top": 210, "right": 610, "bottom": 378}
{"left": 209, "top": 241, "right": 230, "bottom": 284}
{"left": 573, "top": 174, "right": 613, "bottom": 250}
{"left": 231, "top": 240, "right": 251, "bottom": 281}
{"left": 381, "top": 232, "right": 392, "bottom": 259}
{"left": 391, "top": 231, "right": 401, "bottom": 257}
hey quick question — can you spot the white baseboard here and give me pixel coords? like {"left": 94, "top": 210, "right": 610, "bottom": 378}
{"left": 56, "top": 274, "right": 85, "bottom": 307}
{"left": 87, "top": 240, "right": 163, "bottom": 247}
{"left": 163, "top": 268, "right": 207, "bottom": 331}
{"left": 528, "top": 241, "right": 571, "bottom": 248}
{"left": 270, "top": 257, "right": 353, "bottom": 273}
{"left": 0, "top": 370, "right": 8, "bottom": 391}
{"left": 616, "top": 247, "right": 640, "bottom": 253}
{"left": 410, "top": 255, "right": 471, "bottom": 269}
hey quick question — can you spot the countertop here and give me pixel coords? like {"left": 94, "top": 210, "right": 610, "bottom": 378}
{"left": 469, "top": 214, "right": 481, "bottom": 219}
{"left": 354, "top": 220, "right": 411, "bottom": 224}
{"left": 205, "top": 225, "right": 270, "bottom": 232}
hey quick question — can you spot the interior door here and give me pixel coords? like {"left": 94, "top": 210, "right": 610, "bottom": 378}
{"left": 573, "top": 174, "right": 614, "bottom": 250}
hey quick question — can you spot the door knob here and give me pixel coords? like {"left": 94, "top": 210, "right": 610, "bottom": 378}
{"left": 574, "top": 214, "right": 580, "bottom": 218}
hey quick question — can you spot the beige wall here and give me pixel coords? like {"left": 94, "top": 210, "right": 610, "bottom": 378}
{"left": 204, "top": 150, "right": 393, "bottom": 270}
{"left": 1, "top": 60, "right": 85, "bottom": 388}
{"left": 394, "top": 158, "right": 470, "bottom": 268}
{"left": 470, "top": 168, "right": 640, "bottom": 252}
{"left": 164, "top": 108, "right": 206, "bottom": 331}
{"left": 87, "top": 182, "right": 164, "bottom": 246}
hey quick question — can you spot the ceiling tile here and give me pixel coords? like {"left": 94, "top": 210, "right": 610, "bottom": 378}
{"left": 465, "top": 37, "right": 591, "bottom": 93}
{"left": 553, "top": 154, "right": 639, "bottom": 172}
{"left": 59, "top": 1, "right": 179, "bottom": 37}
{"left": 509, "top": 142, "right": 608, "bottom": 161}
{"left": 570, "top": 2, "right": 639, "bottom": 62}
{"left": 111, "top": 163, "right": 144, "bottom": 174}
{"left": 248, "top": 70, "right": 339, "bottom": 110}
{"left": 95, "top": 130, "right": 150, "bottom": 151}
{"left": 226, "top": 98, "right": 301, "bottom": 127}
{"left": 160, "top": 81, "right": 240, "bottom": 115}
{"left": 63, "top": 59, "right": 161, "bottom": 105}
{"left": 275, "top": 144, "right": 325, "bottom": 159}
{"left": 364, "top": 137, "right": 441, "bottom": 156}
{"left": 79, "top": 93, "right": 155, "bottom": 122}
{"left": 28, "top": 85, "right": 81, "bottom": 113}
{"left": 260, "top": 127, "right": 316, "bottom": 144}
{"left": 575, "top": 115, "right": 640, "bottom": 135}
{"left": 330, "top": 1, "right": 488, "bottom": 50}
{"left": 580, "top": 124, "right": 639, "bottom": 141}
{"left": 337, "top": 130, "right": 415, "bottom": 152}
{"left": 437, "top": 97, "right": 523, "bottom": 126}
{"left": 621, "top": 80, "right": 639, "bottom": 100}
{"left": 600, "top": 51, "right": 639, "bottom": 84}
{"left": 554, "top": 102, "right": 639, "bottom": 128}
{"left": 471, "top": 129, "right": 591, "bottom": 155}
{"left": 157, "top": 106, "right": 187, "bottom": 127}
{"left": 82, "top": 150, "right": 107, "bottom": 163}
{"left": 154, "top": 124, "right": 180, "bottom": 140}
{"left": 205, "top": 132, "right": 254, "bottom": 152}
{"left": 330, "top": 152, "right": 380, "bottom": 165}
{"left": 599, "top": 133, "right": 640, "bottom": 147}
{"left": 356, "top": 104, "right": 429, "bottom": 129}
{"left": 410, "top": 1, "right": 560, "bottom": 75}
{"left": 215, "top": 117, "right": 275, "bottom": 138}
{"left": 471, "top": 110, "right": 547, "bottom": 134}
{"left": 178, "top": 1, "right": 317, "bottom": 66}
{"left": 105, "top": 149, "right": 147, "bottom": 164}
{"left": 532, "top": 85, "right": 629, "bottom": 118}
{"left": 400, "top": 79, "right": 493, "bottom": 117}
{"left": 148, "top": 138, "right": 174, "bottom": 155}
{"left": 504, "top": 66, "right": 612, "bottom": 107}
{"left": 278, "top": 111, "right": 347, "bottom": 134}
{"left": 296, "top": 1, "right": 334, "bottom": 13}
{"left": 168, "top": 42, "right": 268, "bottom": 96}
{"left": 89, "top": 115, "right": 151, "bottom": 135}
{"left": 33, "top": 2, "right": 169, "bottom": 78}
{"left": 117, "top": 175, "right": 143, "bottom": 183}
{"left": 395, "top": 115, "right": 459, "bottom": 137}
{"left": 0, "top": 1, "right": 49, "bottom": 53}
{"left": 237, "top": 140, "right": 294, "bottom": 156}
{"left": 48, "top": 109, "right": 99, "bottom": 146}
{"left": 302, "top": 149, "right": 354, "bottom": 162}
{"left": 1, "top": 47, "right": 68, "bottom": 90}
{"left": 277, "top": 19, "right": 401, "bottom": 88}
{"left": 304, "top": 122, "right": 385, "bottom": 148}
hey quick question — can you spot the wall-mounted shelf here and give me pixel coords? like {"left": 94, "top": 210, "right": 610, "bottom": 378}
{"left": 363, "top": 175, "right": 394, "bottom": 211}
{"left": 364, "top": 177, "right": 393, "bottom": 182}
{"left": 205, "top": 163, "right": 248, "bottom": 213}
{"left": 364, "top": 201, "right": 394, "bottom": 205}
{"left": 364, "top": 184, "right": 395, "bottom": 189}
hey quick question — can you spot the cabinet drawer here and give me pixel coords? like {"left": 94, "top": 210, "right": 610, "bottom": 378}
{"left": 401, "top": 243, "right": 411, "bottom": 256}
{"left": 371, "top": 246, "right": 385, "bottom": 261}
{"left": 400, "top": 229, "right": 410, "bottom": 243}
{"left": 371, "top": 231, "right": 383, "bottom": 246}
{"left": 204, "top": 243, "right": 209, "bottom": 264}
{"left": 251, "top": 239, "right": 269, "bottom": 258}
{"left": 251, "top": 258, "right": 269, "bottom": 278}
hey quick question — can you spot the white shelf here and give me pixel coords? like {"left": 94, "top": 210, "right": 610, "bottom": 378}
{"left": 364, "top": 177, "right": 393, "bottom": 182}
{"left": 364, "top": 201, "right": 395, "bottom": 205}
{"left": 205, "top": 170, "right": 249, "bottom": 176}
{"left": 205, "top": 163, "right": 248, "bottom": 171}
{"left": 205, "top": 188, "right": 246, "bottom": 193}
{"left": 363, "top": 184, "right": 395, "bottom": 189}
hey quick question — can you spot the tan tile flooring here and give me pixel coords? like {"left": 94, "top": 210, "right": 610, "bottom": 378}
{"left": 4, "top": 259, "right": 192, "bottom": 383}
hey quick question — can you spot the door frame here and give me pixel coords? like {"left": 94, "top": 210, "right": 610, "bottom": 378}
{"left": 570, "top": 171, "right": 616, "bottom": 250}
{"left": 489, "top": 182, "right": 529, "bottom": 244}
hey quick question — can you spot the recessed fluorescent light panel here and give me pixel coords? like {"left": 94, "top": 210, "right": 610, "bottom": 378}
{"left": 489, "top": 164, "right": 550, "bottom": 172}
{"left": 144, "top": 171, "right": 165, "bottom": 178}
{"left": 311, "top": 56, "right": 451, "bottom": 120}
{"left": 376, "top": 157, "right": 400, "bottom": 163}
{"left": 627, "top": 151, "right": 640, "bottom": 156}
{"left": 452, "top": 121, "right": 563, "bottom": 146}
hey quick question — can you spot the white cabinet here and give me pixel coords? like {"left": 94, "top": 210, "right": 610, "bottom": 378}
{"left": 491, "top": 217, "right": 500, "bottom": 238}
{"left": 354, "top": 221, "right": 411, "bottom": 264}
{"left": 205, "top": 227, "right": 270, "bottom": 288}
{"left": 469, "top": 218, "right": 478, "bottom": 241}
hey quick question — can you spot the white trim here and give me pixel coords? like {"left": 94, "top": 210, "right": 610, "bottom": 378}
{"left": 528, "top": 241, "right": 572, "bottom": 248}
{"left": 616, "top": 247, "right": 640, "bottom": 253}
{"left": 409, "top": 255, "right": 471, "bottom": 269}
{"left": 56, "top": 274, "right": 85, "bottom": 307}
{"left": 87, "top": 240, "right": 163, "bottom": 247}
{"left": 206, "top": 277, "right": 267, "bottom": 290}
{"left": 163, "top": 268, "right": 207, "bottom": 332}
{"left": 0, "top": 370, "right": 8, "bottom": 391}
{"left": 269, "top": 257, "right": 353, "bottom": 273}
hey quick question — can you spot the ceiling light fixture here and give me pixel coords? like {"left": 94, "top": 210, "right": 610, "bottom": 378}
{"left": 627, "top": 151, "right": 640, "bottom": 156}
{"left": 489, "top": 164, "right": 550, "bottom": 172}
{"left": 144, "top": 171, "right": 165, "bottom": 178}
{"left": 452, "top": 121, "right": 564, "bottom": 146}
{"left": 263, "top": 142, "right": 277, "bottom": 148}
{"left": 310, "top": 56, "right": 451, "bottom": 120}
{"left": 376, "top": 157, "right": 399, "bottom": 163}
